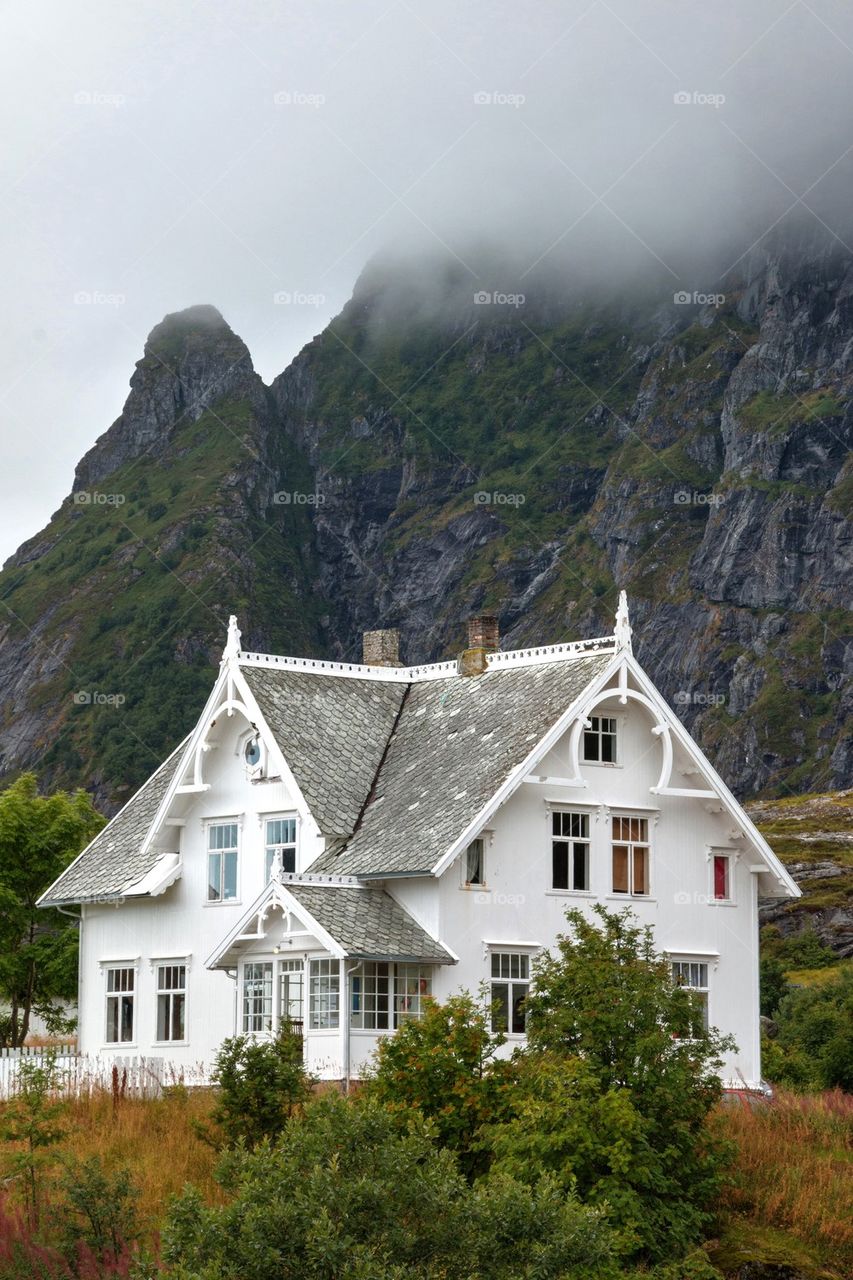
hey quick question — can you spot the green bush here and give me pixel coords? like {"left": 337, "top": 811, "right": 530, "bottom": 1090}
{"left": 762, "top": 968, "right": 853, "bottom": 1091}
{"left": 517, "top": 906, "right": 735, "bottom": 1261}
{"left": 163, "top": 1094, "right": 617, "bottom": 1280}
{"left": 207, "top": 1028, "right": 310, "bottom": 1148}
{"left": 365, "top": 991, "right": 510, "bottom": 1176}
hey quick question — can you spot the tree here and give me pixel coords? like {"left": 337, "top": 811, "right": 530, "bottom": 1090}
{"left": 163, "top": 1094, "right": 617, "bottom": 1280}
{"left": 510, "top": 905, "right": 736, "bottom": 1261}
{"left": 0, "top": 1051, "right": 66, "bottom": 1230}
{"left": 206, "top": 1027, "right": 310, "bottom": 1147}
{"left": 365, "top": 992, "right": 510, "bottom": 1176}
{"left": 0, "top": 774, "right": 104, "bottom": 1046}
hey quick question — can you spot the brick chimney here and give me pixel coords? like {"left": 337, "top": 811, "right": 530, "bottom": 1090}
{"left": 362, "top": 628, "right": 401, "bottom": 667}
{"left": 458, "top": 613, "right": 499, "bottom": 676}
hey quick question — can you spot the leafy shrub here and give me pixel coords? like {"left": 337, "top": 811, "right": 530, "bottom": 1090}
{"left": 762, "top": 969, "right": 853, "bottom": 1090}
{"left": 365, "top": 991, "right": 510, "bottom": 1175}
{"left": 57, "top": 1156, "right": 139, "bottom": 1264}
{"left": 207, "top": 1028, "right": 309, "bottom": 1147}
{"left": 517, "top": 906, "right": 735, "bottom": 1261}
{"left": 163, "top": 1094, "right": 616, "bottom": 1280}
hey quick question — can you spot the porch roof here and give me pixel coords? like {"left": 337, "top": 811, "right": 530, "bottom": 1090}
{"left": 206, "top": 876, "right": 454, "bottom": 969}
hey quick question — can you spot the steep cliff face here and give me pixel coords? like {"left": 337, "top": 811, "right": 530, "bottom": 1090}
{"left": 0, "top": 307, "right": 323, "bottom": 809}
{"left": 269, "top": 244, "right": 851, "bottom": 796}
{"left": 0, "top": 244, "right": 849, "bottom": 810}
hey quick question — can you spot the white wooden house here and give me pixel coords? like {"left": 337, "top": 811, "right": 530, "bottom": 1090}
{"left": 39, "top": 599, "right": 798, "bottom": 1088}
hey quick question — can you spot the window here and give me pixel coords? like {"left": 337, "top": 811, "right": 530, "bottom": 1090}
{"left": 490, "top": 952, "right": 529, "bottom": 1034}
{"left": 243, "top": 961, "right": 273, "bottom": 1033}
{"left": 464, "top": 837, "right": 485, "bottom": 886}
{"left": 156, "top": 963, "right": 186, "bottom": 1042}
{"left": 583, "top": 715, "right": 617, "bottom": 763}
{"left": 672, "top": 960, "right": 710, "bottom": 1032}
{"left": 264, "top": 816, "right": 297, "bottom": 881}
{"left": 309, "top": 958, "right": 340, "bottom": 1029}
{"left": 394, "top": 965, "right": 432, "bottom": 1025}
{"left": 105, "top": 967, "right": 135, "bottom": 1043}
{"left": 244, "top": 737, "right": 261, "bottom": 767}
{"left": 712, "top": 854, "right": 732, "bottom": 902}
{"left": 207, "top": 822, "right": 239, "bottom": 902}
{"left": 611, "top": 815, "right": 649, "bottom": 895}
{"left": 278, "top": 958, "right": 304, "bottom": 1032}
{"left": 552, "top": 811, "right": 590, "bottom": 891}
{"left": 351, "top": 962, "right": 391, "bottom": 1030}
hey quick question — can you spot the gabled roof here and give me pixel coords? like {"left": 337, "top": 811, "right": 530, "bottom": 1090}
{"left": 38, "top": 739, "right": 188, "bottom": 907}
{"left": 241, "top": 666, "right": 405, "bottom": 836}
{"left": 206, "top": 875, "right": 454, "bottom": 968}
{"left": 311, "top": 653, "right": 612, "bottom": 877}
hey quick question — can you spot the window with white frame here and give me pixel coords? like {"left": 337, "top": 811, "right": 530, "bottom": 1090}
{"left": 105, "top": 967, "right": 135, "bottom": 1044}
{"left": 309, "top": 958, "right": 340, "bottom": 1029}
{"left": 350, "top": 961, "right": 391, "bottom": 1030}
{"left": 490, "top": 952, "right": 530, "bottom": 1035}
{"left": 207, "top": 821, "right": 239, "bottom": 902}
{"left": 583, "top": 715, "right": 617, "bottom": 763}
{"left": 711, "top": 853, "right": 732, "bottom": 903}
{"left": 265, "top": 816, "right": 297, "bottom": 881}
{"left": 611, "top": 815, "right": 649, "bottom": 895}
{"left": 156, "top": 963, "right": 186, "bottom": 1042}
{"left": 671, "top": 960, "right": 710, "bottom": 1032}
{"left": 277, "top": 958, "right": 304, "bottom": 1032}
{"left": 243, "top": 961, "right": 273, "bottom": 1033}
{"left": 394, "top": 965, "right": 432, "bottom": 1025}
{"left": 463, "top": 837, "right": 485, "bottom": 886}
{"left": 552, "top": 810, "right": 590, "bottom": 891}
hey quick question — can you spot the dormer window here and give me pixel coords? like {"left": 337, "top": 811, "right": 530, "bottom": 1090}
{"left": 583, "top": 715, "right": 617, "bottom": 764}
{"left": 244, "top": 737, "right": 261, "bottom": 767}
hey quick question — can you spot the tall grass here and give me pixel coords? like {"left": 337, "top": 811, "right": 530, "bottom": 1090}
{"left": 715, "top": 1089, "right": 853, "bottom": 1268}
{"left": 60, "top": 1086, "right": 221, "bottom": 1225}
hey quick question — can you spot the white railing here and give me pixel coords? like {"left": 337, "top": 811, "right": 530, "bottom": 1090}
{"left": 0, "top": 1047, "right": 209, "bottom": 1098}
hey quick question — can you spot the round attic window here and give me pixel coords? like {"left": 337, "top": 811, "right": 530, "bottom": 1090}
{"left": 244, "top": 738, "right": 261, "bottom": 767}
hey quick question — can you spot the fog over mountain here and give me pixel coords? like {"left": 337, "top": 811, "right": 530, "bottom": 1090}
{"left": 3, "top": 1, "right": 853, "bottom": 561}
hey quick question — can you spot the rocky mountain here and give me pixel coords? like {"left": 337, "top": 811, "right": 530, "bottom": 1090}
{"left": 0, "top": 241, "right": 850, "bottom": 811}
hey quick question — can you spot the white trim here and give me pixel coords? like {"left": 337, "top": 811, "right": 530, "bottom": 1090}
{"left": 235, "top": 635, "right": 617, "bottom": 683}
{"left": 430, "top": 652, "right": 621, "bottom": 877}
{"left": 622, "top": 654, "right": 799, "bottom": 897}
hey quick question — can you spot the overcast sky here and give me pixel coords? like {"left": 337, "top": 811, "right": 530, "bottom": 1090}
{"left": 2, "top": 0, "right": 853, "bottom": 563}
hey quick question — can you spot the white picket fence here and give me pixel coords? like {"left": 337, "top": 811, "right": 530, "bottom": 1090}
{"left": 0, "top": 1046, "right": 210, "bottom": 1098}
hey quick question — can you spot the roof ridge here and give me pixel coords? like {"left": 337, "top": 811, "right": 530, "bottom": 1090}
{"left": 237, "top": 635, "right": 616, "bottom": 682}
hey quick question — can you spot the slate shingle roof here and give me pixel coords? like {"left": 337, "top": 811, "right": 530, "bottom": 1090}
{"left": 313, "top": 654, "right": 611, "bottom": 878}
{"left": 39, "top": 739, "right": 188, "bottom": 906}
{"left": 284, "top": 880, "right": 453, "bottom": 963}
{"left": 242, "top": 667, "right": 405, "bottom": 836}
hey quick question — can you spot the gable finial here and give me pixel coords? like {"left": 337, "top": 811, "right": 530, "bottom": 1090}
{"left": 222, "top": 614, "right": 242, "bottom": 664}
{"left": 614, "top": 591, "right": 632, "bottom": 652}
